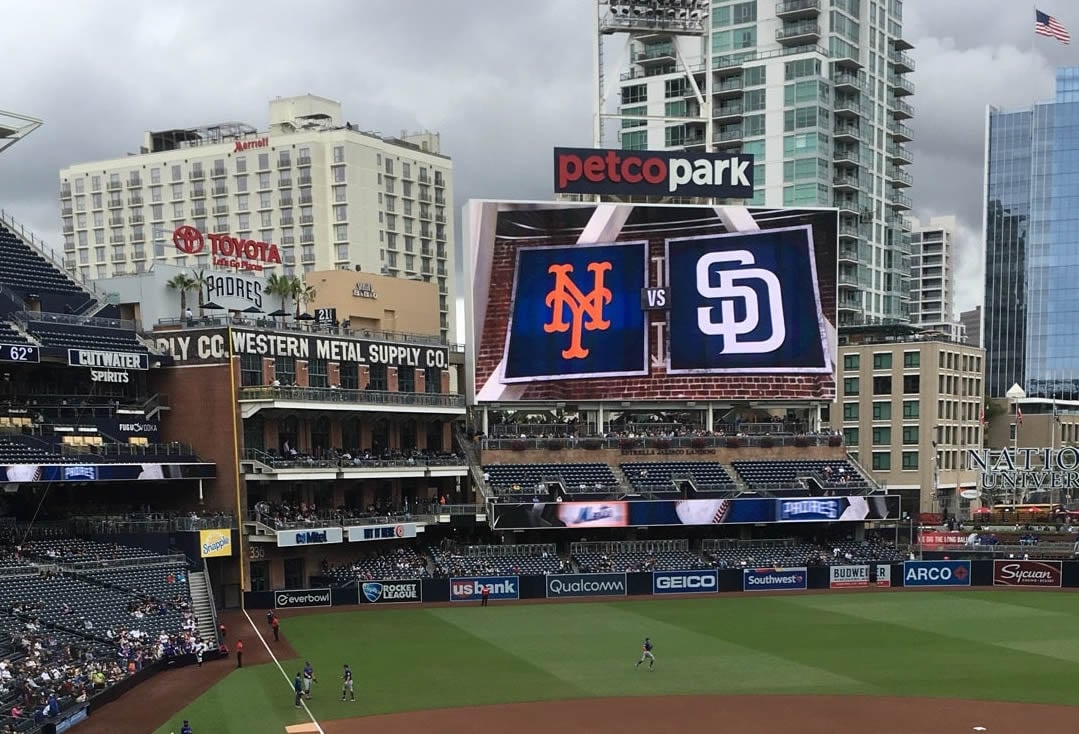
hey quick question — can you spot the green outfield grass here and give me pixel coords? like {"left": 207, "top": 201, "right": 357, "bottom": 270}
{"left": 153, "top": 591, "right": 1079, "bottom": 734}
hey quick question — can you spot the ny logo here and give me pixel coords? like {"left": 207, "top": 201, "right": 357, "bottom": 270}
{"left": 696, "top": 250, "right": 785, "bottom": 354}
{"left": 543, "top": 262, "right": 613, "bottom": 359}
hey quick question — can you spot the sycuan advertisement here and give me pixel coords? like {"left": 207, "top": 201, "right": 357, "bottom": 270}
{"left": 464, "top": 201, "right": 838, "bottom": 404}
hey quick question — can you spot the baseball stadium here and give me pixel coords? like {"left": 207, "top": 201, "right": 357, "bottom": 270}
{"left": 0, "top": 80, "right": 1076, "bottom": 734}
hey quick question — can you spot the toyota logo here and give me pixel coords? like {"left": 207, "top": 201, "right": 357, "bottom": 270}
{"left": 173, "top": 225, "right": 204, "bottom": 254}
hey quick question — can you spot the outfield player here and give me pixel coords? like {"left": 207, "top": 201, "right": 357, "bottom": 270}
{"left": 303, "top": 661, "right": 316, "bottom": 699}
{"left": 635, "top": 638, "right": 655, "bottom": 671}
{"left": 341, "top": 664, "right": 355, "bottom": 701}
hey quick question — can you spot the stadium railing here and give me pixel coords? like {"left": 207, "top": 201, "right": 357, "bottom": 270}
{"left": 701, "top": 537, "right": 801, "bottom": 552}
{"left": 238, "top": 385, "right": 465, "bottom": 408}
{"left": 572, "top": 539, "right": 690, "bottom": 555}
{"left": 479, "top": 435, "right": 843, "bottom": 450}
{"left": 13, "top": 309, "right": 136, "bottom": 332}
{"left": 242, "top": 448, "right": 466, "bottom": 470}
{"left": 459, "top": 543, "right": 556, "bottom": 558}
{"left": 917, "top": 542, "right": 1076, "bottom": 559}
{"left": 70, "top": 515, "right": 234, "bottom": 534}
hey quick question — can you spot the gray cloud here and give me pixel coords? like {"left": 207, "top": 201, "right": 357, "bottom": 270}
{"left": 0, "top": 0, "right": 1072, "bottom": 317}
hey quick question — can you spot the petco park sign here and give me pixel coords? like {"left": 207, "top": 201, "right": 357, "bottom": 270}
{"left": 553, "top": 146, "right": 754, "bottom": 198}
{"left": 173, "top": 225, "right": 281, "bottom": 272}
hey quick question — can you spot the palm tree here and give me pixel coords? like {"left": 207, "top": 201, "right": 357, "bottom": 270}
{"left": 290, "top": 276, "right": 316, "bottom": 318}
{"left": 190, "top": 270, "right": 210, "bottom": 316}
{"left": 265, "top": 273, "right": 292, "bottom": 325}
{"left": 166, "top": 273, "right": 198, "bottom": 319}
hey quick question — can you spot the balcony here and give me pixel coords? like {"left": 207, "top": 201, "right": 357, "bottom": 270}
{"left": 833, "top": 97, "right": 865, "bottom": 119}
{"left": 128, "top": 214, "right": 144, "bottom": 224}
{"left": 107, "top": 199, "right": 122, "bottom": 210}
{"left": 889, "top": 121, "right": 914, "bottom": 142}
{"left": 713, "top": 127, "right": 743, "bottom": 144}
{"left": 838, "top": 224, "right": 863, "bottom": 241}
{"left": 888, "top": 167, "right": 913, "bottom": 187}
{"left": 776, "top": 22, "right": 820, "bottom": 45}
{"left": 278, "top": 179, "right": 293, "bottom": 188}
{"left": 713, "top": 78, "right": 743, "bottom": 98}
{"left": 280, "top": 216, "right": 294, "bottom": 226}
{"left": 435, "top": 213, "right": 446, "bottom": 223}
{"left": 191, "top": 187, "right": 206, "bottom": 199}
{"left": 213, "top": 205, "right": 229, "bottom": 215}
{"left": 61, "top": 206, "right": 73, "bottom": 216}
{"left": 832, "top": 72, "right": 865, "bottom": 92}
{"left": 192, "top": 207, "right": 207, "bottom": 217}
{"left": 299, "top": 233, "right": 314, "bottom": 244}
{"left": 298, "top": 176, "right": 313, "bottom": 186}
{"left": 211, "top": 168, "right": 227, "bottom": 179}
{"left": 132, "top": 231, "right": 145, "bottom": 243}
{"left": 838, "top": 293, "right": 864, "bottom": 312}
{"left": 834, "top": 124, "right": 861, "bottom": 142}
{"left": 60, "top": 185, "right": 71, "bottom": 198}
{"left": 838, "top": 243, "right": 860, "bottom": 263}
{"left": 889, "top": 98, "right": 914, "bottom": 120}
{"left": 127, "top": 178, "right": 142, "bottom": 189}
{"left": 833, "top": 197, "right": 859, "bottom": 214}
{"left": 890, "top": 193, "right": 913, "bottom": 211}
{"left": 107, "top": 181, "right": 122, "bottom": 191}
{"left": 111, "top": 253, "right": 126, "bottom": 263}
{"left": 714, "top": 102, "right": 744, "bottom": 120}
{"left": 190, "top": 170, "right": 205, "bottom": 181}
{"left": 298, "top": 195, "right": 313, "bottom": 205}
{"left": 128, "top": 196, "right": 143, "bottom": 206}
{"left": 890, "top": 50, "right": 915, "bottom": 73}
{"left": 887, "top": 214, "right": 912, "bottom": 231}
{"left": 832, "top": 174, "right": 861, "bottom": 192}
{"left": 775, "top": 0, "right": 820, "bottom": 20}
{"left": 278, "top": 159, "right": 291, "bottom": 169}
{"left": 298, "top": 156, "right": 311, "bottom": 167}
{"left": 62, "top": 224, "right": 74, "bottom": 234}
{"left": 890, "top": 76, "right": 914, "bottom": 96}
{"left": 833, "top": 147, "right": 862, "bottom": 167}
{"left": 632, "top": 47, "right": 676, "bottom": 67}
{"left": 834, "top": 49, "right": 863, "bottom": 70}
{"left": 212, "top": 186, "right": 228, "bottom": 197}
{"left": 300, "top": 214, "right": 314, "bottom": 225}
{"left": 887, "top": 143, "right": 913, "bottom": 165}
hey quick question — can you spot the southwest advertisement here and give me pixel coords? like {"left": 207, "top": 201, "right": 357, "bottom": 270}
{"left": 489, "top": 496, "right": 899, "bottom": 529}
{"left": 465, "top": 202, "right": 838, "bottom": 404}
{"left": 743, "top": 568, "right": 808, "bottom": 592}
{"left": 902, "top": 561, "right": 971, "bottom": 587}
{"left": 0, "top": 463, "right": 215, "bottom": 483}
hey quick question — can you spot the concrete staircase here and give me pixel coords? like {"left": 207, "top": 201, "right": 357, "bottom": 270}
{"left": 187, "top": 570, "right": 219, "bottom": 645}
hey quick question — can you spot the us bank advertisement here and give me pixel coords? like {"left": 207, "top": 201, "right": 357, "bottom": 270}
{"left": 464, "top": 201, "right": 837, "bottom": 403}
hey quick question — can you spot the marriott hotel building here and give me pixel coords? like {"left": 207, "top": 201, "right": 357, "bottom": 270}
{"left": 59, "top": 95, "right": 456, "bottom": 342}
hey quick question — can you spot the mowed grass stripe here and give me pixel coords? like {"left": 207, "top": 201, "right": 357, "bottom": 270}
{"left": 432, "top": 601, "right": 870, "bottom": 697}
{"left": 780, "top": 591, "right": 1079, "bottom": 704}
{"left": 284, "top": 608, "right": 585, "bottom": 717}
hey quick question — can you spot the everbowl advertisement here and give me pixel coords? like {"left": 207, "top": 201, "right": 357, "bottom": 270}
{"left": 464, "top": 201, "right": 838, "bottom": 404}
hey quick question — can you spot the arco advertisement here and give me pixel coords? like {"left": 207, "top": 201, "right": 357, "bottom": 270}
{"left": 902, "top": 561, "right": 971, "bottom": 587}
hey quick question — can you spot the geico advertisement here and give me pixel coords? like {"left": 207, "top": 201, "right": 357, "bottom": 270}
{"left": 467, "top": 202, "right": 839, "bottom": 405}
{"left": 652, "top": 570, "right": 719, "bottom": 595}
{"left": 545, "top": 573, "right": 627, "bottom": 599}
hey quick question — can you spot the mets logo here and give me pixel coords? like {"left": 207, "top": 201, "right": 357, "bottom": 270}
{"left": 173, "top": 225, "right": 205, "bottom": 254}
{"left": 543, "top": 262, "right": 612, "bottom": 359}
{"left": 361, "top": 582, "right": 383, "bottom": 602}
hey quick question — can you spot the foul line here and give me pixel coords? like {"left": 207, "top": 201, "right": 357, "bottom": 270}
{"left": 242, "top": 608, "right": 327, "bottom": 734}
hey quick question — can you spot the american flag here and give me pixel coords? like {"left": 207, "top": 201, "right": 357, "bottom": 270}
{"left": 1036, "top": 9, "right": 1071, "bottom": 44}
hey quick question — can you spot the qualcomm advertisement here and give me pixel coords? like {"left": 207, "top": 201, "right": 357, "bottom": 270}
{"left": 546, "top": 573, "right": 627, "bottom": 598}
{"left": 653, "top": 570, "right": 719, "bottom": 595}
{"left": 903, "top": 561, "right": 971, "bottom": 588}
{"left": 449, "top": 576, "right": 520, "bottom": 602}
{"left": 743, "top": 567, "right": 808, "bottom": 592}
{"left": 490, "top": 496, "right": 899, "bottom": 529}
{"left": 466, "top": 202, "right": 838, "bottom": 404}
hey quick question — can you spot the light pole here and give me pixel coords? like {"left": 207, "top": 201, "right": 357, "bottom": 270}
{"left": 1005, "top": 383, "right": 1026, "bottom": 507}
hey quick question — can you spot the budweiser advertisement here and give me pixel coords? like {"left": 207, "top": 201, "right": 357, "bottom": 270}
{"left": 463, "top": 201, "right": 837, "bottom": 403}
{"left": 553, "top": 147, "right": 754, "bottom": 198}
{"left": 992, "top": 560, "right": 1062, "bottom": 588}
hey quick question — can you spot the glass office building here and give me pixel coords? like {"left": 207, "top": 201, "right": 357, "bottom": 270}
{"left": 984, "top": 68, "right": 1079, "bottom": 399}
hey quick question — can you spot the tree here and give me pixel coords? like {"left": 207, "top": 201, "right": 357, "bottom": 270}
{"left": 166, "top": 274, "right": 197, "bottom": 319}
{"left": 265, "top": 273, "right": 293, "bottom": 325}
{"left": 190, "top": 270, "right": 209, "bottom": 315}
{"left": 290, "top": 277, "right": 316, "bottom": 318}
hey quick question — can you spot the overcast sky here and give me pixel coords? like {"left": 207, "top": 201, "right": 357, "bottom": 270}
{"left": 0, "top": 0, "right": 1075, "bottom": 317}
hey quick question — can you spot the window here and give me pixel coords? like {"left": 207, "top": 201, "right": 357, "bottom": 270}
{"left": 743, "top": 114, "right": 766, "bottom": 136}
{"left": 872, "top": 376, "right": 892, "bottom": 394}
{"left": 902, "top": 400, "right": 919, "bottom": 419}
{"left": 308, "top": 358, "right": 328, "bottom": 388}
{"left": 743, "top": 89, "right": 766, "bottom": 112}
{"left": 240, "top": 353, "right": 261, "bottom": 387}
{"left": 903, "top": 375, "right": 920, "bottom": 394}
{"left": 732, "top": 0, "right": 756, "bottom": 24}
{"left": 902, "top": 426, "right": 919, "bottom": 445}
{"left": 843, "top": 377, "right": 859, "bottom": 396}
{"left": 275, "top": 356, "right": 296, "bottom": 385}
{"left": 621, "top": 130, "right": 647, "bottom": 150}
{"left": 258, "top": 153, "right": 269, "bottom": 170}
{"left": 334, "top": 205, "right": 347, "bottom": 222}
{"left": 623, "top": 85, "right": 646, "bottom": 104}
{"left": 333, "top": 166, "right": 346, "bottom": 184}
{"left": 873, "top": 353, "right": 893, "bottom": 370}
{"left": 843, "top": 403, "right": 859, "bottom": 420}
{"left": 398, "top": 366, "right": 415, "bottom": 392}
{"left": 872, "top": 427, "right": 891, "bottom": 445}
{"left": 871, "top": 451, "right": 891, "bottom": 471}
{"left": 743, "top": 65, "right": 766, "bottom": 86}
{"left": 842, "top": 428, "right": 859, "bottom": 446}
{"left": 335, "top": 243, "right": 348, "bottom": 261}
{"left": 903, "top": 351, "right": 920, "bottom": 368}
{"left": 902, "top": 451, "right": 919, "bottom": 470}
{"left": 333, "top": 146, "right": 345, "bottom": 163}
{"left": 784, "top": 58, "right": 821, "bottom": 80}
{"left": 843, "top": 354, "right": 860, "bottom": 370}
{"left": 335, "top": 224, "right": 348, "bottom": 241}
{"left": 664, "top": 78, "right": 689, "bottom": 98}
{"left": 368, "top": 363, "right": 387, "bottom": 390}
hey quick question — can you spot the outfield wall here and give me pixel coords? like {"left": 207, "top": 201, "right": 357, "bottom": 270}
{"left": 245, "top": 559, "right": 1079, "bottom": 609}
